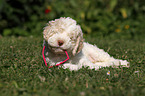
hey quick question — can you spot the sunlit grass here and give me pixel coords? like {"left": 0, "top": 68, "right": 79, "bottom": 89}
{"left": 0, "top": 36, "right": 145, "bottom": 96}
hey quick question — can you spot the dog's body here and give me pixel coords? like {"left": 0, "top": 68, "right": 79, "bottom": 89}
{"left": 43, "top": 17, "right": 129, "bottom": 71}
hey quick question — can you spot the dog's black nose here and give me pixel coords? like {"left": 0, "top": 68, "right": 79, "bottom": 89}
{"left": 58, "top": 40, "right": 64, "bottom": 46}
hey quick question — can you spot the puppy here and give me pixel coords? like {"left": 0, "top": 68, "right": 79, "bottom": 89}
{"left": 43, "top": 17, "right": 129, "bottom": 71}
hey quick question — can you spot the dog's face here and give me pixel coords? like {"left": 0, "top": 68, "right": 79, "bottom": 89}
{"left": 43, "top": 17, "right": 83, "bottom": 55}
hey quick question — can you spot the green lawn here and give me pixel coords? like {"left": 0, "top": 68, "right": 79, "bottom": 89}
{"left": 0, "top": 36, "right": 145, "bottom": 96}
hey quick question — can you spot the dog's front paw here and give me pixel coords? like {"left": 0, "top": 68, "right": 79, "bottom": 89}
{"left": 62, "top": 63, "right": 80, "bottom": 71}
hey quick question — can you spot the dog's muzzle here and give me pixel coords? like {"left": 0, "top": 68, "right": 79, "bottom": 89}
{"left": 48, "top": 46, "right": 66, "bottom": 54}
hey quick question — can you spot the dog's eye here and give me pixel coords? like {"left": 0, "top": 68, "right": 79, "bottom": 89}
{"left": 69, "top": 35, "right": 75, "bottom": 40}
{"left": 71, "top": 37, "right": 76, "bottom": 42}
{"left": 68, "top": 33, "right": 75, "bottom": 40}
{"left": 70, "top": 36, "right": 73, "bottom": 40}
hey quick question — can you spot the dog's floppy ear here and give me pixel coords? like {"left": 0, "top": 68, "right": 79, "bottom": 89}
{"left": 43, "top": 22, "right": 54, "bottom": 41}
{"left": 72, "top": 26, "right": 84, "bottom": 56}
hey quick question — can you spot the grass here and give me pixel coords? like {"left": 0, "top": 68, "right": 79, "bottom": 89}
{"left": 0, "top": 36, "right": 145, "bottom": 96}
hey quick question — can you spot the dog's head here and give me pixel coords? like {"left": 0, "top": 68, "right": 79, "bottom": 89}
{"left": 43, "top": 17, "right": 84, "bottom": 55}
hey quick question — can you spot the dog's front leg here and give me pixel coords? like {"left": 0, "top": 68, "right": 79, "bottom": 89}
{"left": 79, "top": 57, "right": 101, "bottom": 70}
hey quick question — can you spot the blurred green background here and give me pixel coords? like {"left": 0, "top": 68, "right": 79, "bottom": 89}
{"left": 0, "top": 0, "right": 145, "bottom": 38}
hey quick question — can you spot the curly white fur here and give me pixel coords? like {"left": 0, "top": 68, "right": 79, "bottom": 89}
{"left": 43, "top": 17, "right": 129, "bottom": 71}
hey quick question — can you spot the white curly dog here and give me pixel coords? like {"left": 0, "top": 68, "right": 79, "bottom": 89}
{"left": 43, "top": 17, "right": 129, "bottom": 71}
